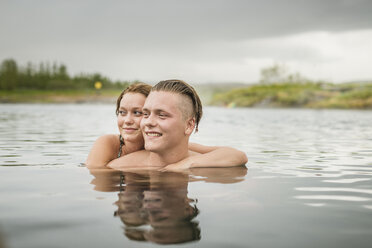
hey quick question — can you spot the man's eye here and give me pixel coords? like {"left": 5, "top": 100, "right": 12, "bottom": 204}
{"left": 143, "top": 112, "right": 149, "bottom": 118}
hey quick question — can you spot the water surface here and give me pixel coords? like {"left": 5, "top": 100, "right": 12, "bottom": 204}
{"left": 0, "top": 104, "right": 371, "bottom": 248}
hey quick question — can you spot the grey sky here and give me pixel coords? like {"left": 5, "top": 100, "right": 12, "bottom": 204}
{"left": 1, "top": 0, "right": 372, "bottom": 84}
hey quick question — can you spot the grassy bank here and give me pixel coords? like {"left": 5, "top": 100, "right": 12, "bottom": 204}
{"left": 2, "top": 82, "right": 372, "bottom": 109}
{"left": 210, "top": 82, "right": 372, "bottom": 109}
{"left": 0, "top": 89, "right": 122, "bottom": 103}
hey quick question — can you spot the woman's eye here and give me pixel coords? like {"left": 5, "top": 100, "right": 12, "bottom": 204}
{"left": 134, "top": 111, "right": 143, "bottom": 116}
{"left": 119, "top": 110, "right": 127, "bottom": 116}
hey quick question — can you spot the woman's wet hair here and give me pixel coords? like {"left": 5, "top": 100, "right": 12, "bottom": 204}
{"left": 151, "top": 79, "right": 203, "bottom": 132}
{"left": 116, "top": 82, "right": 152, "bottom": 115}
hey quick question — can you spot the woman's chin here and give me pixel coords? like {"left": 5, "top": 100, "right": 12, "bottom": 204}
{"left": 122, "top": 133, "right": 143, "bottom": 143}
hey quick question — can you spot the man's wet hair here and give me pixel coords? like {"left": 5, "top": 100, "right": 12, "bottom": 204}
{"left": 151, "top": 79, "right": 203, "bottom": 132}
{"left": 116, "top": 82, "right": 152, "bottom": 115}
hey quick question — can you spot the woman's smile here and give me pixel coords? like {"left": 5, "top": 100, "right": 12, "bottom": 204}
{"left": 123, "top": 127, "right": 140, "bottom": 134}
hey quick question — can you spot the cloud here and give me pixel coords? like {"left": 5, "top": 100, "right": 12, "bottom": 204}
{"left": 242, "top": 30, "right": 372, "bottom": 82}
{"left": 1, "top": 0, "right": 372, "bottom": 83}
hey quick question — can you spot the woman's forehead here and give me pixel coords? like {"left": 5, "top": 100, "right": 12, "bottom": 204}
{"left": 120, "top": 92, "right": 146, "bottom": 107}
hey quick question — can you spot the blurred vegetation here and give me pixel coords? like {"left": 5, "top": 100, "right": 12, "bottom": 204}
{"left": 1, "top": 59, "right": 371, "bottom": 108}
{"left": 211, "top": 82, "right": 372, "bottom": 109}
{"left": 0, "top": 58, "right": 131, "bottom": 103}
{"left": 211, "top": 64, "right": 372, "bottom": 109}
{"left": 0, "top": 89, "right": 125, "bottom": 103}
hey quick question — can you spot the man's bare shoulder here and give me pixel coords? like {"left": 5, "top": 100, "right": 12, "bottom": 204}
{"left": 107, "top": 149, "right": 150, "bottom": 169}
{"left": 188, "top": 150, "right": 201, "bottom": 156}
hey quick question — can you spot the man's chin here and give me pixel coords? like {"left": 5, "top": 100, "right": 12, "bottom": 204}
{"left": 144, "top": 144, "right": 161, "bottom": 152}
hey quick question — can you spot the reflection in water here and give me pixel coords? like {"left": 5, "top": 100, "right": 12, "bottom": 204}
{"left": 2, "top": 105, "right": 372, "bottom": 247}
{"left": 0, "top": 227, "right": 6, "bottom": 248}
{"left": 89, "top": 167, "right": 247, "bottom": 245}
{"left": 115, "top": 172, "right": 200, "bottom": 244}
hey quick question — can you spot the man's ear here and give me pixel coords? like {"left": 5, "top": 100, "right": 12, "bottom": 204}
{"left": 185, "top": 117, "right": 195, "bottom": 135}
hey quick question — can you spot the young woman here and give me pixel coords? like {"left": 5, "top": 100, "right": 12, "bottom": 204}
{"left": 86, "top": 83, "right": 247, "bottom": 170}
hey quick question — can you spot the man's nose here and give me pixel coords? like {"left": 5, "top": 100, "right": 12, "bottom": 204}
{"left": 143, "top": 113, "right": 156, "bottom": 127}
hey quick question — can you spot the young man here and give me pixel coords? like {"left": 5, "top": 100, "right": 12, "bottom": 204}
{"left": 108, "top": 79, "right": 247, "bottom": 171}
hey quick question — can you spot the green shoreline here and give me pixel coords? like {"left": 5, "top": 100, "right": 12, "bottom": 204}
{"left": 1, "top": 82, "right": 372, "bottom": 109}
{"left": 0, "top": 89, "right": 122, "bottom": 103}
{"left": 210, "top": 82, "right": 372, "bottom": 109}
{"left": 2, "top": 59, "right": 371, "bottom": 109}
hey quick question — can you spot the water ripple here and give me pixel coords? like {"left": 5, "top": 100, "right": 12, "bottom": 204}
{"left": 295, "top": 187, "right": 372, "bottom": 195}
{"left": 323, "top": 178, "right": 371, "bottom": 184}
{"left": 294, "top": 195, "right": 370, "bottom": 202}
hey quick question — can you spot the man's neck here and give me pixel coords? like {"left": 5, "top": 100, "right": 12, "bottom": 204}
{"left": 147, "top": 142, "right": 190, "bottom": 166}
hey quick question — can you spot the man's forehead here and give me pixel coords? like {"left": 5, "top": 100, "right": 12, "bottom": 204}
{"left": 143, "top": 91, "right": 181, "bottom": 109}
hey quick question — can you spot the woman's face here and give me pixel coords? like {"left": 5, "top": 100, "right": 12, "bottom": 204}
{"left": 117, "top": 92, "right": 147, "bottom": 143}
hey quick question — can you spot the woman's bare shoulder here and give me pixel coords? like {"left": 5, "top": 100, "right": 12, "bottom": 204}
{"left": 96, "top": 134, "right": 119, "bottom": 142}
{"left": 94, "top": 134, "right": 120, "bottom": 147}
{"left": 85, "top": 134, "right": 121, "bottom": 169}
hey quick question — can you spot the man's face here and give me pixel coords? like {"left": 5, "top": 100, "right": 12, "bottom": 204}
{"left": 140, "top": 91, "right": 193, "bottom": 153}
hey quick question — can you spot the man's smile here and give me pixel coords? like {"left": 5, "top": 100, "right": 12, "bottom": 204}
{"left": 145, "top": 131, "right": 162, "bottom": 137}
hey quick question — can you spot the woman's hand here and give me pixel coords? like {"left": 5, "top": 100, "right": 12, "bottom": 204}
{"left": 160, "top": 145, "right": 248, "bottom": 171}
{"left": 159, "top": 157, "right": 194, "bottom": 172}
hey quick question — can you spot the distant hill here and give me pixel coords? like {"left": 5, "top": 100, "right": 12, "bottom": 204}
{"left": 194, "top": 82, "right": 252, "bottom": 104}
{"left": 210, "top": 81, "right": 372, "bottom": 109}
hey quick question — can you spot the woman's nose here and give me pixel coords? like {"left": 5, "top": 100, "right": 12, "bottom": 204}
{"left": 124, "top": 113, "right": 134, "bottom": 124}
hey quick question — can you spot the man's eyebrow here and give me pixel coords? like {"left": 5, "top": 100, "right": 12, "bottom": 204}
{"left": 142, "top": 107, "right": 169, "bottom": 114}
{"left": 154, "top": 109, "right": 171, "bottom": 115}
